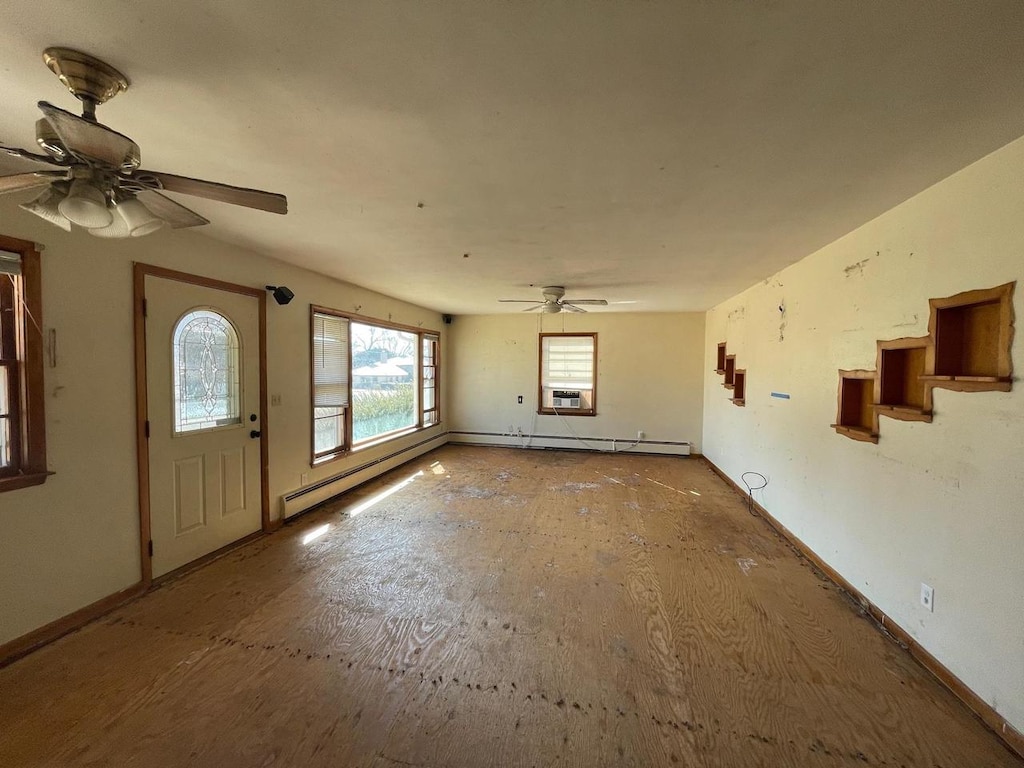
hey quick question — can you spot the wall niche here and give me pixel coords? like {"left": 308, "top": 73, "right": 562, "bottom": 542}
{"left": 723, "top": 355, "right": 736, "bottom": 389}
{"left": 921, "top": 282, "right": 1014, "bottom": 392}
{"left": 731, "top": 369, "right": 746, "bottom": 406}
{"left": 832, "top": 370, "right": 878, "bottom": 443}
{"left": 715, "top": 342, "right": 727, "bottom": 374}
{"left": 875, "top": 336, "right": 932, "bottom": 422}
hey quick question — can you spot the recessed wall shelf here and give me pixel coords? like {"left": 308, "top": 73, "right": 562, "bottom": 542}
{"left": 731, "top": 369, "right": 746, "bottom": 406}
{"left": 874, "top": 336, "right": 932, "bottom": 423}
{"left": 832, "top": 369, "right": 878, "bottom": 443}
{"left": 723, "top": 355, "right": 736, "bottom": 389}
{"left": 715, "top": 342, "right": 727, "bottom": 374}
{"left": 923, "top": 282, "right": 1014, "bottom": 393}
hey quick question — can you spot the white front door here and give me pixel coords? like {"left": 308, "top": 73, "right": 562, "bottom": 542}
{"left": 145, "top": 275, "right": 263, "bottom": 578}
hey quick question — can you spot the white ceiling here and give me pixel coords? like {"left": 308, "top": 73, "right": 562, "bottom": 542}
{"left": 3, "top": 2, "right": 1024, "bottom": 314}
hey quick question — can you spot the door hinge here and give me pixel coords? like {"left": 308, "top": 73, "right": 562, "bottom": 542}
{"left": 148, "top": 540, "right": 153, "bottom": 557}
{"left": 144, "top": 420, "right": 150, "bottom": 438}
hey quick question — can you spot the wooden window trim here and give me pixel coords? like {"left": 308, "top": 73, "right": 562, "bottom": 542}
{"left": 309, "top": 305, "right": 441, "bottom": 466}
{"left": 421, "top": 333, "right": 440, "bottom": 428}
{"left": 538, "top": 332, "right": 598, "bottom": 417}
{"left": 0, "top": 235, "right": 49, "bottom": 493}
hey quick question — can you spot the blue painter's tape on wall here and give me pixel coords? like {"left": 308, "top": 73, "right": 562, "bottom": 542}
{"left": 770, "top": 392, "right": 791, "bottom": 399}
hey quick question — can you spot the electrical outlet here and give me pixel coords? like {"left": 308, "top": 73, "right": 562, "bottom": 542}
{"left": 637, "top": 430, "right": 644, "bottom": 440}
{"left": 271, "top": 394, "right": 282, "bottom": 406}
{"left": 920, "top": 583, "right": 934, "bottom": 612}
{"left": 301, "top": 472, "right": 309, "bottom": 486}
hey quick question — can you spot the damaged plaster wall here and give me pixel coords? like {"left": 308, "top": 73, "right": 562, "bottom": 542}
{"left": 703, "top": 135, "right": 1024, "bottom": 733}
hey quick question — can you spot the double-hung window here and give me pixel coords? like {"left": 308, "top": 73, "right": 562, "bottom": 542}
{"left": 539, "top": 333, "right": 597, "bottom": 416}
{"left": 311, "top": 307, "right": 440, "bottom": 464}
{"left": 421, "top": 334, "right": 439, "bottom": 427}
{"left": 0, "top": 235, "right": 48, "bottom": 491}
{"left": 312, "top": 311, "right": 350, "bottom": 461}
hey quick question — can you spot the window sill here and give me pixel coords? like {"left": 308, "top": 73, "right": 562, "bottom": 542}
{"left": 0, "top": 470, "right": 53, "bottom": 493}
{"left": 538, "top": 409, "right": 596, "bottom": 417}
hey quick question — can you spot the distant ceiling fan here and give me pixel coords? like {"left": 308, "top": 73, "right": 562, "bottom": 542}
{"left": 499, "top": 286, "right": 609, "bottom": 313}
{"left": 0, "top": 47, "right": 287, "bottom": 238}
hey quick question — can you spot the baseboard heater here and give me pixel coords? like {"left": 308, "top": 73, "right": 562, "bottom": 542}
{"left": 280, "top": 431, "right": 449, "bottom": 519}
{"left": 447, "top": 431, "right": 690, "bottom": 456}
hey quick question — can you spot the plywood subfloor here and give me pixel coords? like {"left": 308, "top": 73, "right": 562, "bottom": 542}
{"left": 0, "top": 446, "right": 1017, "bottom": 767}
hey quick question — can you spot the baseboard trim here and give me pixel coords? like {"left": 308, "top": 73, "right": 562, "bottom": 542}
{"left": 700, "top": 455, "right": 1024, "bottom": 760}
{"left": 0, "top": 582, "right": 147, "bottom": 669}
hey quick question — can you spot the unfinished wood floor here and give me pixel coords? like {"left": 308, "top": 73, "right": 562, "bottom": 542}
{"left": 0, "top": 446, "right": 1017, "bottom": 767}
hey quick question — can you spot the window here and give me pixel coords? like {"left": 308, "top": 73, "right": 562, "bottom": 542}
{"left": 0, "top": 236, "right": 48, "bottom": 491}
{"left": 172, "top": 309, "right": 242, "bottom": 433}
{"left": 351, "top": 321, "right": 417, "bottom": 443}
{"left": 312, "top": 311, "right": 350, "bottom": 460}
{"left": 539, "top": 333, "right": 597, "bottom": 416}
{"left": 422, "top": 334, "right": 439, "bottom": 427}
{"left": 310, "top": 307, "right": 440, "bottom": 463}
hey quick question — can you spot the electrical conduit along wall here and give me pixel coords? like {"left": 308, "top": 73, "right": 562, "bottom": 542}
{"left": 702, "top": 135, "right": 1024, "bottom": 734}
{"left": 448, "top": 312, "right": 705, "bottom": 454}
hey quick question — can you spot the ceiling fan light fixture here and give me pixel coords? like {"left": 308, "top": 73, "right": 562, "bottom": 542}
{"left": 116, "top": 196, "right": 165, "bottom": 237}
{"left": 20, "top": 186, "right": 71, "bottom": 231}
{"left": 542, "top": 303, "right": 561, "bottom": 313}
{"left": 58, "top": 178, "right": 112, "bottom": 228}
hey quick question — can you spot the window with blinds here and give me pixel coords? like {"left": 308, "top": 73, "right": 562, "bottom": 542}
{"left": 312, "top": 311, "right": 350, "bottom": 458}
{"left": 0, "top": 236, "right": 48, "bottom": 491}
{"left": 539, "top": 333, "right": 596, "bottom": 415}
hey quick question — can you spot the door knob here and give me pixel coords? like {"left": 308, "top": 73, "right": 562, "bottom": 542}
{"left": 250, "top": 430, "right": 261, "bottom": 439}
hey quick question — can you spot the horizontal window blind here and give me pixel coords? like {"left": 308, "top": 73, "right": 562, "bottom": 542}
{"left": 542, "top": 335, "right": 594, "bottom": 387}
{"left": 0, "top": 250, "right": 21, "bottom": 276}
{"left": 313, "top": 312, "right": 349, "bottom": 407}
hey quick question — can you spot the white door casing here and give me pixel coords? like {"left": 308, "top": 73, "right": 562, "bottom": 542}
{"left": 145, "top": 276, "right": 262, "bottom": 578}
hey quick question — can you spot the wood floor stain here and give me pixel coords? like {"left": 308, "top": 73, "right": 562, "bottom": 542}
{"left": 0, "top": 446, "right": 1018, "bottom": 767}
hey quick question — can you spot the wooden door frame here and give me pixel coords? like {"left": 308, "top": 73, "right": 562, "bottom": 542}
{"left": 132, "top": 263, "right": 271, "bottom": 585}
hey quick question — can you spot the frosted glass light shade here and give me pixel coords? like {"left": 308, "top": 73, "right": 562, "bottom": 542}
{"left": 117, "top": 197, "right": 165, "bottom": 237}
{"left": 20, "top": 186, "right": 71, "bottom": 232}
{"left": 89, "top": 198, "right": 166, "bottom": 238}
{"left": 58, "top": 179, "right": 112, "bottom": 228}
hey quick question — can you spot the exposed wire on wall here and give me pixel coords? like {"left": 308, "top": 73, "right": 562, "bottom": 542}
{"left": 741, "top": 471, "right": 768, "bottom": 515}
{"left": 548, "top": 404, "right": 642, "bottom": 453}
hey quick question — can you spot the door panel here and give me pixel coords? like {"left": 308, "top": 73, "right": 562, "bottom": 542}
{"left": 146, "top": 276, "right": 262, "bottom": 578}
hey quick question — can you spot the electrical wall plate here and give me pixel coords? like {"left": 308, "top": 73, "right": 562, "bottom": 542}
{"left": 921, "top": 583, "right": 935, "bottom": 612}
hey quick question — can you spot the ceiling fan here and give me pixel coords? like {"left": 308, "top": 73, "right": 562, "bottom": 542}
{"left": 0, "top": 47, "right": 287, "bottom": 238}
{"left": 499, "top": 286, "right": 609, "bottom": 313}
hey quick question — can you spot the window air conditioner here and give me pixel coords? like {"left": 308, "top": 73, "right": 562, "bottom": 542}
{"left": 552, "top": 390, "right": 582, "bottom": 409}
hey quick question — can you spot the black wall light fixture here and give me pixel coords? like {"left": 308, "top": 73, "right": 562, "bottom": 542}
{"left": 266, "top": 285, "right": 294, "bottom": 305}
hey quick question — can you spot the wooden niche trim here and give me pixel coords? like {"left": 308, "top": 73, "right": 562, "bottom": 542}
{"left": 832, "top": 369, "right": 878, "bottom": 443}
{"left": 874, "top": 336, "right": 933, "bottom": 423}
{"left": 715, "top": 342, "right": 727, "bottom": 374}
{"left": 731, "top": 369, "right": 746, "bottom": 406}
{"left": 922, "top": 282, "right": 1014, "bottom": 393}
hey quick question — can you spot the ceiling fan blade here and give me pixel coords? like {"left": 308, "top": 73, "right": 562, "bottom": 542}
{"left": 136, "top": 190, "right": 210, "bottom": 229}
{"left": 499, "top": 299, "right": 546, "bottom": 303}
{"left": 38, "top": 101, "right": 139, "bottom": 170}
{"left": 563, "top": 299, "right": 608, "bottom": 305}
{"left": 561, "top": 303, "right": 587, "bottom": 313}
{"left": 0, "top": 170, "right": 71, "bottom": 194}
{"left": 133, "top": 170, "right": 287, "bottom": 214}
{"left": 521, "top": 304, "right": 546, "bottom": 312}
{"left": 0, "top": 143, "right": 64, "bottom": 166}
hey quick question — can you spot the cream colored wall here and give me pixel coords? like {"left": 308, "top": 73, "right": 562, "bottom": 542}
{"left": 703, "top": 136, "right": 1024, "bottom": 733}
{"left": 448, "top": 312, "right": 705, "bottom": 453}
{"left": 0, "top": 202, "right": 446, "bottom": 646}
